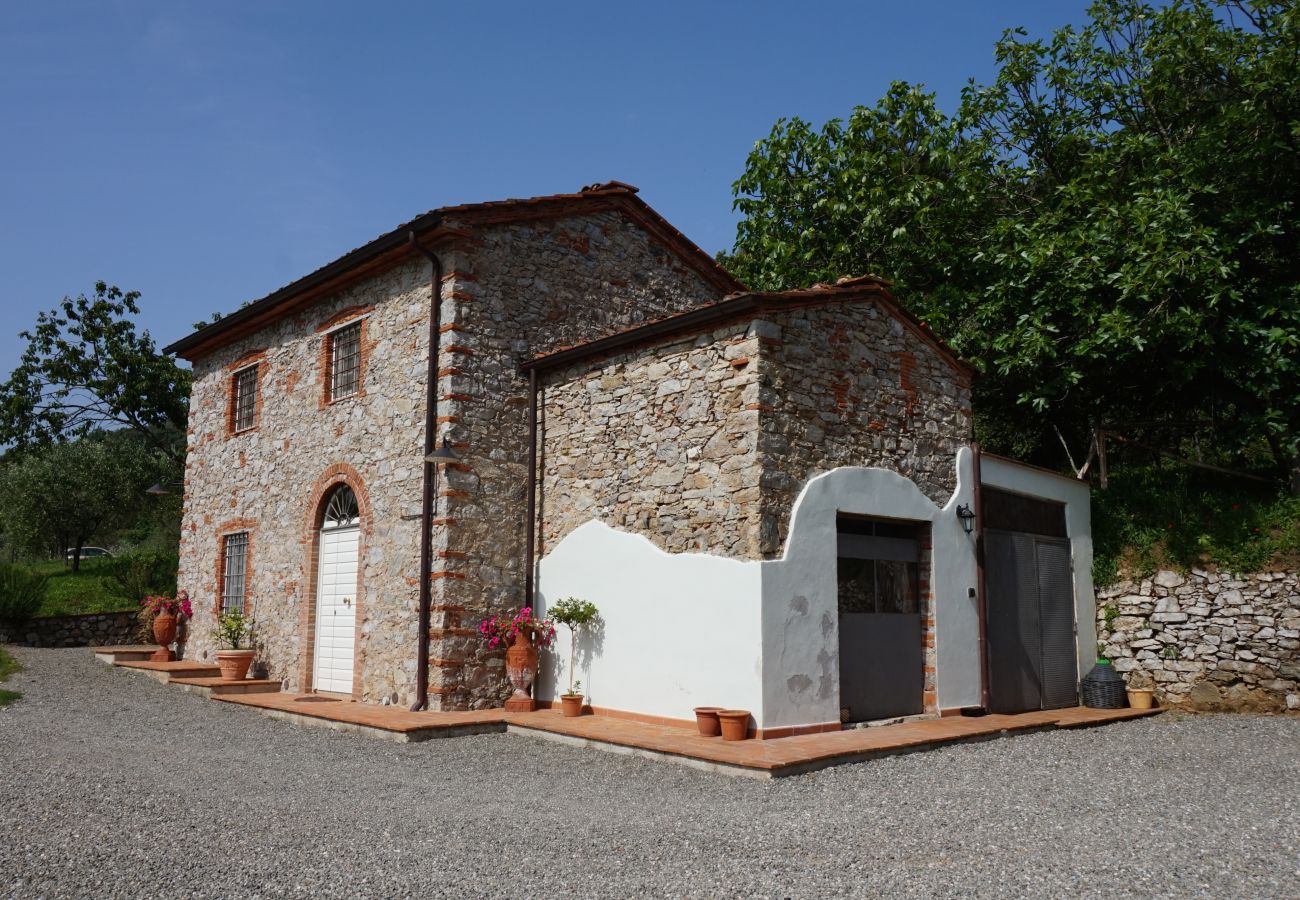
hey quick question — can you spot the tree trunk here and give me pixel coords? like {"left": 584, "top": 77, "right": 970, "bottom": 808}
{"left": 70, "top": 540, "right": 83, "bottom": 573}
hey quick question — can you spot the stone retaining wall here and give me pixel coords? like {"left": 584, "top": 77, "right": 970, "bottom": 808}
{"left": 0, "top": 611, "right": 141, "bottom": 648}
{"left": 1096, "top": 569, "right": 1299, "bottom": 712}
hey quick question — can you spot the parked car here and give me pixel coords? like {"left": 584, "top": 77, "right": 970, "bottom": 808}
{"left": 66, "top": 547, "right": 113, "bottom": 561}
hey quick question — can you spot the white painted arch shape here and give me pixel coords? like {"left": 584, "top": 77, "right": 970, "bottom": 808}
{"left": 314, "top": 484, "right": 360, "bottom": 694}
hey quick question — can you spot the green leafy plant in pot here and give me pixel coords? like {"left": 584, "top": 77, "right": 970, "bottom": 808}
{"left": 549, "top": 597, "right": 598, "bottom": 717}
{"left": 213, "top": 610, "right": 256, "bottom": 681}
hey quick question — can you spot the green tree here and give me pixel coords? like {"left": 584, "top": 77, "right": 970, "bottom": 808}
{"left": 0, "top": 282, "right": 190, "bottom": 464}
{"left": 0, "top": 431, "right": 170, "bottom": 571}
{"left": 729, "top": 0, "right": 1300, "bottom": 490}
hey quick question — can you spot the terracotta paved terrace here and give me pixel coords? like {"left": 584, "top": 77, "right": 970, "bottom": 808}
{"left": 504, "top": 706, "right": 1164, "bottom": 777}
{"left": 104, "top": 650, "right": 1162, "bottom": 776}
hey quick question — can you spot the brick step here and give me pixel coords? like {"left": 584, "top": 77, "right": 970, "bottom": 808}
{"left": 92, "top": 646, "right": 160, "bottom": 665}
{"left": 114, "top": 659, "right": 223, "bottom": 683}
{"left": 170, "top": 677, "right": 282, "bottom": 698}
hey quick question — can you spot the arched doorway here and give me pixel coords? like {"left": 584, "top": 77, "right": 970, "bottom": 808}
{"left": 314, "top": 484, "right": 360, "bottom": 694}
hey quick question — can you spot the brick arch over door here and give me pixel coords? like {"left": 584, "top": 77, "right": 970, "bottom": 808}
{"left": 299, "top": 463, "right": 373, "bottom": 696}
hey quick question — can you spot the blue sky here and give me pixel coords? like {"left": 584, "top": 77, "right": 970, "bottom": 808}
{"left": 0, "top": 1, "right": 1087, "bottom": 374}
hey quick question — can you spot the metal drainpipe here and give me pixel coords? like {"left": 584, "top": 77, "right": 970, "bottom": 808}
{"left": 408, "top": 230, "right": 442, "bottom": 712}
{"left": 524, "top": 368, "right": 539, "bottom": 611}
{"left": 971, "top": 442, "right": 990, "bottom": 711}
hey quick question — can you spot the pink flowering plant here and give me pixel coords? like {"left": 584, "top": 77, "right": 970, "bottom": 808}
{"left": 140, "top": 590, "right": 193, "bottom": 621}
{"left": 478, "top": 606, "right": 555, "bottom": 650}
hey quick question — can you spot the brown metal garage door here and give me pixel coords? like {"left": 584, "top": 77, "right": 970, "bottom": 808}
{"left": 983, "top": 489, "right": 1078, "bottom": 713}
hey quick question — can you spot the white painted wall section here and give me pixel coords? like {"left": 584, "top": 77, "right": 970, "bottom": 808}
{"left": 759, "top": 451, "right": 980, "bottom": 727}
{"left": 534, "top": 520, "right": 763, "bottom": 723}
{"left": 535, "top": 450, "right": 1093, "bottom": 731}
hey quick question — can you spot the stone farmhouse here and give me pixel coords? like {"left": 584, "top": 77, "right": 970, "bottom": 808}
{"left": 166, "top": 182, "right": 1096, "bottom": 735}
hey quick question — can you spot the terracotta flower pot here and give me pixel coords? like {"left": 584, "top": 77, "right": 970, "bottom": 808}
{"left": 694, "top": 706, "right": 724, "bottom": 737}
{"left": 504, "top": 631, "right": 539, "bottom": 711}
{"left": 1126, "top": 688, "right": 1156, "bottom": 710}
{"left": 151, "top": 613, "right": 177, "bottom": 662}
{"left": 216, "top": 649, "right": 255, "bottom": 681}
{"left": 560, "top": 694, "right": 584, "bottom": 717}
{"left": 717, "top": 709, "right": 751, "bottom": 742}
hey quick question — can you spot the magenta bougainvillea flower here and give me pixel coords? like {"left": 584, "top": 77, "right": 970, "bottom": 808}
{"left": 478, "top": 606, "right": 555, "bottom": 649}
{"left": 140, "top": 589, "right": 194, "bottom": 621}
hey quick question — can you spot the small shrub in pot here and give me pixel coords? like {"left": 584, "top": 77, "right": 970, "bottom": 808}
{"left": 549, "top": 597, "right": 599, "bottom": 716}
{"left": 213, "top": 610, "right": 256, "bottom": 681}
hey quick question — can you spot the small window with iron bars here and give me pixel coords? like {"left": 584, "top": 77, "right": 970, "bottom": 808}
{"left": 329, "top": 322, "right": 362, "bottom": 400}
{"left": 231, "top": 365, "right": 258, "bottom": 432}
{"left": 221, "top": 532, "right": 249, "bottom": 615}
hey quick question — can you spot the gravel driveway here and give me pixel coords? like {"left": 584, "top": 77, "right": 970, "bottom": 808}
{"left": 1, "top": 647, "right": 1297, "bottom": 899}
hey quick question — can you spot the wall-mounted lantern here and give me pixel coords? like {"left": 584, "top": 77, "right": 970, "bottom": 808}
{"left": 956, "top": 503, "right": 977, "bottom": 534}
{"left": 422, "top": 438, "right": 459, "bottom": 465}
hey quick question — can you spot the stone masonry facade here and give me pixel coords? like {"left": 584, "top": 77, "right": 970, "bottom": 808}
{"left": 756, "top": 300, "right": 972, "bottom": 558}
{"left": 1097, "top": 569, "right": 1300, "bottom": 712}
{"left": 431, "top": 210, "right": 726, "bottom": 708}
{"left": 540, "top": 323, "right": 764, "bottom": 558}
{"left": 175, "top": 195, "right": 730, "bottom": 710}
{"left": 177, "top": 258, "right": 432, "bottom": 705}
{"left": 538, "top": 293, "right": 973, "bottom": 565}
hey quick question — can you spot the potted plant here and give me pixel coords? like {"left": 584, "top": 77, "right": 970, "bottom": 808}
{"left": 717, "top": 709, "right": 752, "bottom": 742}
{"left": 213, "top": 610, "right": 256, "bottom": 681}
{"left": 559, "top": 680, "right": 585, "bottom": 717}
{"left": 140, "top": 591, "right": 193, "bottom": 662}
{"left": 549, "top": 596, "right": 599, "bottom": 717}
{"left": 694, "top": 707, "right": 724, "bottom": 737}
{"left": 479, "top": 606, "right": 555, "bottom": 711}
{"left": 1125, "top": 671, "right": 1157, "bottom": 710}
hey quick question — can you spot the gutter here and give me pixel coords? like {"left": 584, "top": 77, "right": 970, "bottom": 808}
{"left": 972, "top": 442, "right": 991, "bottom": 711}
{"left": 524, "top": 368, "right": 539, "bottom": 612}
{"left": 407, "top": 230, "right": 443, "bottom": 712}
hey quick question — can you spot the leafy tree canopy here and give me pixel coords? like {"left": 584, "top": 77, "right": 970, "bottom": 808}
{"left": 0, "top": 282, "right": 190, "bottom": 464}
{"left": 0, "top": 430, "right": 172, "bottom": 571}
{"left": 727, "top": 0, "right": 1300, "bottom": 490}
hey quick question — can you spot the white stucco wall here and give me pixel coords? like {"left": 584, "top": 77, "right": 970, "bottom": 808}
{"left": 979, "top": 454, "right": 1095, "bottom": 679}
{"left": 534, "top": 521, "right": 763, "bottom": 722}
{"left": 759, "top": 451, "right": 979, "bottom": 728}
{"left": 535, "top": 450, "right": 1093, "bottom": 730}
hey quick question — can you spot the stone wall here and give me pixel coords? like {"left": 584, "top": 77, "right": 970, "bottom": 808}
{"left": 1097, "top": 569, "right": 1299, "bottom": 712}
{"left": 430, "top": 209, "right": 727, "bottom": 709}
{"left": 756, "top": 301, "right": 973, "bottom": 557}
{"left": 540, "top": 323, "right": 764, "bottom": 559}
{"left": 176, "top": 257, "right": 433, "bottom": 705}
{"left": 1, "top": 611, "right": 140, "bottom": 648}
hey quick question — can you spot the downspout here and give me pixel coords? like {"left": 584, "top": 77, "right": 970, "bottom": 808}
{"left": 408, "top": 230, "right": 442, "bottom": 711}
{"left": 524, "top": 368, "right": 539, "bottom": 611}
{"left": 971, "top": 442, "right": 990, "bottom": 711}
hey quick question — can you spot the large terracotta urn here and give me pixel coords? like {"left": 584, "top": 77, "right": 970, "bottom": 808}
{"left": 504, "top": 630, "right": 538, "bottom": 712}
{"left": 151, "top": 613, "right": 177, "bottom": 662}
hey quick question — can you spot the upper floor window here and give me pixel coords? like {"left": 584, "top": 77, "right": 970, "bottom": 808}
{"left": 231, "top": 365, "right": 259, "bottom": 432}
{"left": 329, "top": 322, "right": 362, "bottom": 400}
{"left": 220, "top": 532, "right": 249, "bottom": 614}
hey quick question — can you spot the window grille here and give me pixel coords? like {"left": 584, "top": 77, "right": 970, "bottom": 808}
{"left": 221, "top": 532, "right": 249, "bottom": 614}
{"left": 835, "top": 518, "right": 921, "bottom": 615}
{"left": 232, "top": 366, "right": 258, "bottom": 431}
{"left": 329, "top": 322, "right": 362, "bottom": 399}
{"left": 322, "top": 485, "right": 359, "bottom": 529}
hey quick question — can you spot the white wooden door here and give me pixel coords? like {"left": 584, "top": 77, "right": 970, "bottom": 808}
{"left": 314, "top": 525, "right": 359, "bottom": 694}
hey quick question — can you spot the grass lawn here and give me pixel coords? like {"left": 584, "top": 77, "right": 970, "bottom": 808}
{"left": 25, "top": 558, "right": 137, "bottom": 618}
{"left": 0, "top": 646, "right": 21, "bottom": 706}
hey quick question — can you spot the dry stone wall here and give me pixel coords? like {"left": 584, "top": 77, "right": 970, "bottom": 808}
{"left": 756, "top": 302, "right": 972, "bottom": 557}
{"left": 0, "top": 611, "right": 140, "bottom": 648}
{"left": 1097, "top": 569, "right": 1299, "bottom": 712}
{"left": 540, "top": 324, "right": 764, "bottom": 560}
{"left": 177, "top": 258, "right": 432, "bottom": 706}
{"left": 425, "top": 210, "right": 727, "bottom": 709}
